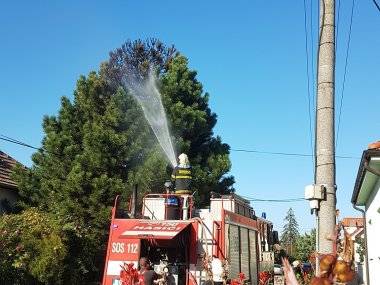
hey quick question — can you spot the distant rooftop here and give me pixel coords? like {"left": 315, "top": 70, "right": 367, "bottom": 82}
{"left": 0, "top": 150, "right": 19, "bottom": 189}
{"left": 214, "top": 193, "right": 250, "bottom": 204}
{"left": 341, "top": 217, "right": 364, "bottom": 228}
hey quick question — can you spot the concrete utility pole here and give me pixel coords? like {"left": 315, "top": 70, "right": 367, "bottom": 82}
{"left": 315, "top": 0, "right": 336, "bottom": 257}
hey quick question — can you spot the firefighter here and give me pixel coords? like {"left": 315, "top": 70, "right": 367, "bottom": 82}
{"left": 171, "top": 153, "right": 192, "bottom": 195}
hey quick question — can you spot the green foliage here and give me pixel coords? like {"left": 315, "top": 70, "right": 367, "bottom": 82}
{"left": 280, "top": 208, "right": 300, "bottom": 257}
{"left": 11, "top": 38, "right": 234, "bottom": 283}
{"left": 0, "top": 208, "right": 67, "bottom": 284}
{"left": 14, "top": 73, "right": 155, "bottom": 283}
{"left": 0, "top": 198, "right": 14, "bottom": 214}
{"left": 356, "top": 236, "right": 365, "bottom": 263}
{"left": 100, "top": 38, "right": 177, "bottom": 87}
{"left": 294, "top": 229, "right": 316, "bottom": 262}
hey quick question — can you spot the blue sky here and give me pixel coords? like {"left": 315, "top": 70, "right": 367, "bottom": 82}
{"left": 1, "top": 1, "right": 379, "bottom": 233}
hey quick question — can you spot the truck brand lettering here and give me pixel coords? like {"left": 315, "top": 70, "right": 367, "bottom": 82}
{"left": 132, "top": 225, "right": 181, "bottom": 231}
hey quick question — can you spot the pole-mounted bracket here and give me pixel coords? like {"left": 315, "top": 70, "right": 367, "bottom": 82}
{"left": 320, "top": 184, "right": 337, "bottom": 196}
{"left": 304, "top": 184, "right": 327, "bottom": 212}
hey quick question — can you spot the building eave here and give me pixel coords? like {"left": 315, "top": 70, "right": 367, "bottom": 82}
{"left": 351, "top": 149, "right": 380, "bottom": 205}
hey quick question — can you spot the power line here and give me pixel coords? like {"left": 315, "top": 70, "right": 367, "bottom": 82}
{"left": 0, "top": 134, "right": 59, "bottom": 156}
{"left": 0, "top": 133, "right": 360, "bottom": 160}
{"left": 310, "top": 0, "right": 316, "bottom": 113}
{"left": 241, "top": 195, "right": 305, "bottom": 203}
{"left": 336, "top": 0, "right": 356, "bottom": 148}
{"left": 0, "top": 135, "right": 41, "bottom": 151}
{"left": 231, "top": 148, "right": 360, "bottom": 159}
{"left": 372, "top": 0, "right": 380, "bottom": 12}
{"left": 302, "top": 0, "right": 315, "bottom": 177}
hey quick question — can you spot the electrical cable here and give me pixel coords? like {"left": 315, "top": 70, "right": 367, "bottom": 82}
{"left": 0, "top": 134, "right": 59, "bottom": 156}
{"left": 310, "top": 0, "right": 316, "bottom": 114}
{"left": 241, "top": 195, "right": 305, "bottom": 203}
{"left": 232, "top": 148, "right": 310, "bottom": 157}
{"left": 230, "top": 148, "right": 359, "bottom": 159}
{"left": 372, "top": 0, "right": 380, "bottom": 12}
{"left": 336, "top": 0, "right": 356, "bottom": 149}
{"left": 302, "top": 0, "right": 315, "bottom": 178}
{"left": 0, "top": 135, "right": 41, "bottom": 151}
{"left": 0, "top": 134, "right": 360, "bottom": 160}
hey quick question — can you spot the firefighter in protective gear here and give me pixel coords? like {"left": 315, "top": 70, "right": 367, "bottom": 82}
{"left": 171, "top": 153, "right": 192, "bottom": 194}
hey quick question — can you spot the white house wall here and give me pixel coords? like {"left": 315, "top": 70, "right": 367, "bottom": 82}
{"left": 365, "top": 178, "right": 380, "bottom": 285}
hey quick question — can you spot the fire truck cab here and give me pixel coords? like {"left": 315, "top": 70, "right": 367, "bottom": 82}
{"left": 102, "top": 192, "right": 260, "bottom": 285}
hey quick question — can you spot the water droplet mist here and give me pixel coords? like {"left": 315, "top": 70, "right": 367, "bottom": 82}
{"left": 123, "top": 69, "right": 177, "bottom": 167}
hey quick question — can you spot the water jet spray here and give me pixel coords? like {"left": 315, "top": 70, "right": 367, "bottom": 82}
{"left": 123, "top": 68, "right": 177, "bottom": 168}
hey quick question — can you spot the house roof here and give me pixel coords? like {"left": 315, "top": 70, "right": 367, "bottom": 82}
{"left": 0, "top": 150, "right": 19, "bottom": 189}
{"left": 351, "top": 149, "right": 380, "bottom": 205}
{"left": 257, "top": 216, "right": 273, "bottom": 226}
{"left": 341, "top": 217, "right": 364, "bottom": 228}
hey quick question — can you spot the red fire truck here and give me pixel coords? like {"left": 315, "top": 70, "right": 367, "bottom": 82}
{"left": 102, "top": 192, "right": 260, "bottom": 285}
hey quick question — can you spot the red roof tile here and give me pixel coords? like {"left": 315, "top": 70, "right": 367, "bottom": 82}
{"left": 0, "top": 151, "right": 19, "bottom": 189}
{"left": 368, "top": 141, "right": 380, "bottom": 150}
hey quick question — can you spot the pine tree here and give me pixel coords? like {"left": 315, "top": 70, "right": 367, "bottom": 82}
{"left": 281, "top": 208, "right": 300, "bottom": 257}
{"left": 14, "top": 73, "right": 156, "bottom": 283}
{"left": 101, "top": 39, "right": 235, "bottom": 202}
